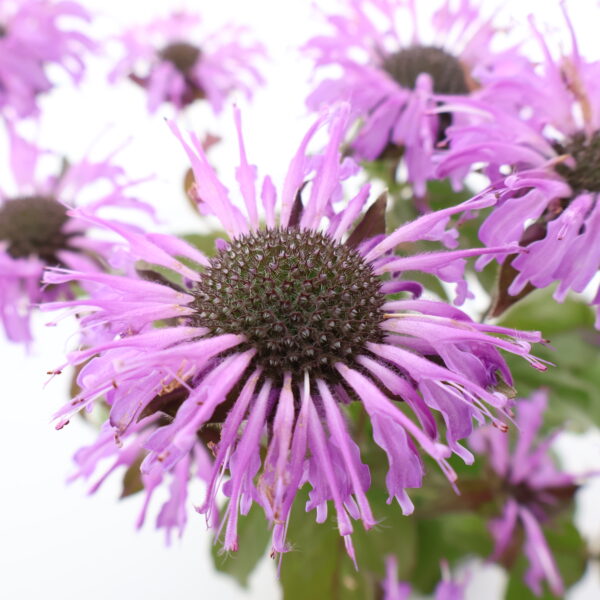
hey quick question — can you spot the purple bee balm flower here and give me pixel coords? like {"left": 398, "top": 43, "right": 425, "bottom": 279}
{"left": 470, "top": 390, "right": 577, "bottom": 597}
{"left": 0, "top": 0, "right": 94, "bottom": 120}
{"left": 44, "top": 104, "right": 545, "bottom": 561}
{"left": 438, "top": 6, "right": 600, "bottom": 324}
{"left": 305, "top": 0, "right": 514, "bottom": 196}
{"left": 0, "top": 125, "right": 154, "bottom": 345}
{"left": 383, "top": 556, "right": 464, "bottom": 600}
{"left": 110, "top": 10, "right": 265, "bottom": 114}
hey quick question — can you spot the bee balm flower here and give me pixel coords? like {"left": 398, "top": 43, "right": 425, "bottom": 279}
{"left": 305, "top": 0, "right": 514, "bottom": 196}
{"left": 0, "top": 0, "right": 93, "bottom": 119}
{"left": 438, "top": 6, "right": 600, "bottom": 324}
{"left": 110, "top": 10, "right": 264, "bottom": 114}
{"left": 0, "top": 127, "right": 153, "bottom": 344}
{"left": 470, "top": 391, "right": 577, "bottom": 597}
{"left": 45, "top": 105, "right": 544, "bottom": 561}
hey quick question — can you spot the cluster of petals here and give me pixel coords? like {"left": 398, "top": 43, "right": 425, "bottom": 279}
{"left": 438, "top": 5, "right": 600, "bottom": 325}
{"left": 0, "top": 0, "right": 94, "bottom": 119}
{"left": 45, "top": 104, "right": 545, "bottom": 561}
{"left": 109, "top": 10, "right": 265, "bottom": 114}
{"left": 0, "top": 125, "right": 153, "bottom": 344}
{"left": 470, "top": 390, "right": 577, "bottom": 597}
{"left": 304, "top": 0, "right": 515, "bottom": 196}
{"left": 69, "top": 416, "right": 217, "bottom": 543}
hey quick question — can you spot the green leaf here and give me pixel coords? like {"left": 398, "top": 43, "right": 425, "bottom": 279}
{"left": 411, "top": 513, "right": 492, "bottom": 593}
{"left": 280, "top": 486, "right": 417, "bottom": 600}
{"left": 497, "top": 288, "right": 600, "bottom": 430}
{"left": 181, "top": 232, "right": 225, "bottom": 256}
{"left": 210, "top": 503, "right": 272, "bottom": 588}
{"left": 498, "top": 286, "right": 595, "bottom": 336}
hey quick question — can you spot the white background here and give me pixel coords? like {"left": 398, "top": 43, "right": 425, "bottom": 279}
{"left": 2, "top": 1, "right": 600, "bottom": 599}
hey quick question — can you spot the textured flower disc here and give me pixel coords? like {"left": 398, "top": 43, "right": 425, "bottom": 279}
{"left": 382, "top": 45, "right": 469, "bottom": 95}
{"left": 554, "top": 131, "right": 600, "bottom": 193}
{"left": 191, "top": 228, "right": 385, "bottom": 382}
{"left": 159, "top": 42, "right": 201, "bottom": 74}
{"left": 0, "top": 195, "right": 71, "bottom": 262}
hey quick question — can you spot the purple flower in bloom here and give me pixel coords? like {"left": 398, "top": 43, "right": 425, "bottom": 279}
{"left": 0, "top": 125, "right": 153, "bottom": 344}
{"left": 0, "top": 0, "right": 94, "bottom": 119}
{"left": 110, "top": 10, "right": 265, "bottom": 114}
{"left": 45, "top": 104, "right": 544, "bottom": 560}
{"left": 438, "top": 6, "right": 600, "bottom": 324}
{"left": 383, "top": 556, "right": 464, "bottom": 600}
{"left": 470, "top": 391, "right": 577, "bottom": 597}
{"left": 305, "top": 0, "right": 513, "bottom": 196}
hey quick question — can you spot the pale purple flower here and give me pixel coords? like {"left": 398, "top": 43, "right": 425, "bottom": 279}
{"left": 0, "top": 125, "right": 153, "bottom": 345}
{"left": 438, "top": 6, "right": 600, "bottom": 325}
{"left": 470, "top": 391, "right": 577, "bottom": 597}
{"left": 110, "top": 10, "right": 264, "bottom": 114}
{"left": 44, "top": 104, "right": 544, "bottom": 559}
{"left": 383, "top": 556, "right": 464, "bottom": 600}
{"left": 0, "top": 0, "right": 94, "bottom": 120}
{"left": 305, "top": 0, "right": 514, "bottom": 196}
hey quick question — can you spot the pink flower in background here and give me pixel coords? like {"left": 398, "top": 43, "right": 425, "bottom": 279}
{"left": 0, "top": 126, "right": 153, "bottom": 345}
{"left": 438, "top": 6, "right": 600, "bottom": 325}
{"left": 0, "top": 0, "right": 94, "bottom": 120}
{"left": 110, "top": 10, "right": 265, "bottom": 114}
{"left": 44, "top": 104, "right": 544, "bottom": 560}
{"left": 383, "top": 556, "right": 464, "bottom": 600}
{"left": 470, "top": 391, "right": 578, "bottom": 597}
{"left": 305, "top": 0, "right": 515, "bottom": 196}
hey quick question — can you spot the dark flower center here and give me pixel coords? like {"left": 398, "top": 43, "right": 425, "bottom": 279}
{"left": 0, "top": 24, "right": 7, "bottom": 38}
{"left": 159, "top": 42, "right": 201, "bottom": 74}
{"left": 191, "top": 228, "right": 385, "bottom": 381}
{"left": 0, "top": 196, "right": 71, "bottom": 262}
{"left": 382, "top": 45, "right": 469, "bottom": 95}
{"left": 554, "top": 130, "right": 600, "bottom": 193}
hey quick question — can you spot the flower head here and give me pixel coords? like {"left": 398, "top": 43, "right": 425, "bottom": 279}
{"left": 470, "top": 390, "right": 577, "bottom": 597}
{"left": 110, "top": 10, "right": 265, "bottom": 114}
{"left": 45, "top": 104, "right": 544, "bottom": 560}
{"left": 0, "top": 0, "right": 94, "bottom": 119}
{"left": 438, "top": 6, "right": 600, "bottom": 324}
{"left": 305, "top": 0, "right": 514, "bottom": 196}
{"left": 0, "top": 126, "right": 153, "bottom": 344}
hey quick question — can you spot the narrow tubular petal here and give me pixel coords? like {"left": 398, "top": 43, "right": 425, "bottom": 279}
{"left": 306, "top": 390, "right": 357, "bottom": 563}
{"left": 329, "top": 183, "right": 372, "bottom": 242}
{"left": 519, "top": 506, "right": 564, "bottom": 597}
{"left": 272, "top": 377, "right": 311, "bottom": 555}
{"left": 336, "top": 364, "right": 452, "bottom": 469}
{"left": 223, "top": 379, "right": 273, "bottom": 551}
{"left": 301, "top": 103, "right": 349, "bottom": 229}
{"left": 233, "top": 106, "right": 259, "bottom": 229}
{"left": 364, "top": 196, "right": 496, "bottom": 262}
{"left": 168, "top": 121, "right": 246, "bottom": 237}
{"left": 374, "top": 245, "right": 519, "bottom": 275}
{"left": 280, "top": 112, "right": 328, "bottom": 227}
{"left": 200, "top": 368, "right": 262, "bottom": 518}
{"left": 146, "top": 232, "right": 210, "bottom": 267}
{"left": 356, "top": 355, "right": 437, "bottom": 438}
{"left": 261, "top": 374, "right": 295, "bottom": 521}
{"left": 317, "top": 379, "right": 375, "bottom": 528}
{"left": 142, "top": 349, "right": 255, "bottom": 473}
{"left": 260, "top": 175, "right": 277, "bottom": 228}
